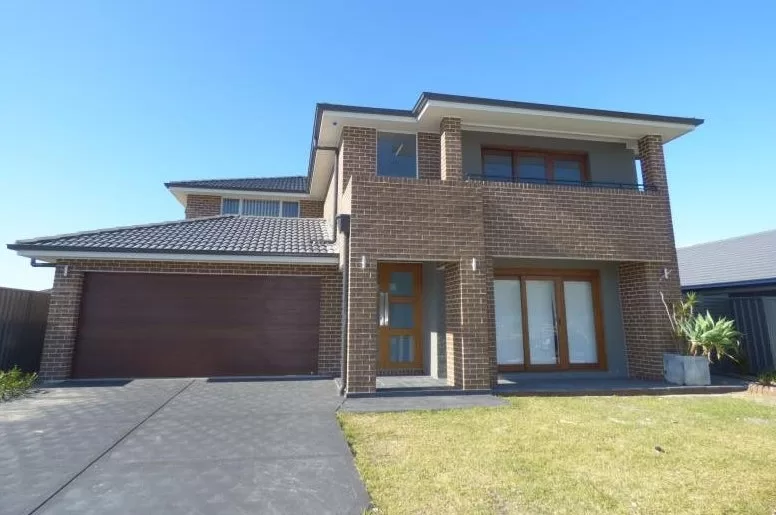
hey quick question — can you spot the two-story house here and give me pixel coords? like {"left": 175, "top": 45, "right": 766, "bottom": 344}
{"left": 8, "top": 93, "right": 703, "bottom": 394}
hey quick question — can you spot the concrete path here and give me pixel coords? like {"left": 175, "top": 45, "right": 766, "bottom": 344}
{"left": 0, "top": 378, "right": 369, "bottom": 515}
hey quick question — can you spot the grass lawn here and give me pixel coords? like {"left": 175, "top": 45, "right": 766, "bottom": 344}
{"left": 338, "top": 395, "right": 776, "bottom": 514}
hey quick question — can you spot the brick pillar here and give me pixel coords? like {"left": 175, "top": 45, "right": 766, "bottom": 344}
{"left": 444, "top": 257, "right": 495, "bottom": 389}
{"left": 341, "top": 126, "right": 377, "bottom": 183}
{"left": 317, "top": 271, "right": 343, "bottom": 376}
{"left": 440, "top": 117, "right": 462, "bottom": 181}
{"left": 185, "top": 195, "right": 221, "bottom": 219}
{"left": 345, "top": 255, "right": 378, "bottom": 393}
{"left": 617, "top": 135, "right": 682, "bottom": 379}
{"left": 39, "top": 264, "right": 84, "bottom": 380}
{"left": 417, "top": 132, "right": 441, "bottom": 180}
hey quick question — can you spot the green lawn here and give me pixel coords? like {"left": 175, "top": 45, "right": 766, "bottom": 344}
{"left": 338, "top": 395, "right": 776, "bottom": 514}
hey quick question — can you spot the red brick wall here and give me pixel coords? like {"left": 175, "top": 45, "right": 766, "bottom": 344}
{"left": 38, "top": 260, "right": 342, "bottom": 380}
{"left": 185, "top": 195, "right": 221, "bottom": 219}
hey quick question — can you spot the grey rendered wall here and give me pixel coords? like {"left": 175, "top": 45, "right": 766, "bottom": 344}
{"left": 422, "top": 262, "right": 446, "bottom": 378}
{"left": 462, "top": 132, "right": 638, "bottom": 185}
{"left": 492, "top": 258, "right": 628, "bottom": 378}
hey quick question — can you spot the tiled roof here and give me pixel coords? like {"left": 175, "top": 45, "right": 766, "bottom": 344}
{"left": 8, "top": 216, "right": 336, "bottom": 257}
{"left": 677, "top": 229, "right": 776, "bottom": 288}
{"left": 164, "top": 176, "right": 308, "bottom": 193}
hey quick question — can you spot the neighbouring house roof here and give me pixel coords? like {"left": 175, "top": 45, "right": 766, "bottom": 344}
{"left": 164, "top": 176, "right": 307, "bottom": 194}
{"left": 677, "top": 229, "right": 776, "bottom": 290}
{"left": 7, "top": 215, "right": 336, "bottom": 258}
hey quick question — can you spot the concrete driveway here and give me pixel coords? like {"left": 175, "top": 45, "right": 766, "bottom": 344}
{"left": 0, "top": 378, "right": 369, "bottom": 515}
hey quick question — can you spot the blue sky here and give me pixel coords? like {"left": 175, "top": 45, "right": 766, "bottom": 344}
{"left": 1, "top": 1, "right": 774, "bottom": 290}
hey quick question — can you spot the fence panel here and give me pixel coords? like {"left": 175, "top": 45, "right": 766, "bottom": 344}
{"left": 0, "top": 287, "right": 50, "bottom": 371}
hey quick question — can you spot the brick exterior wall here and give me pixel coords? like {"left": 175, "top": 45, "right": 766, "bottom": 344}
{"left": 340, "top": 121, "right": 680, "bottom": 391}
{"left": 185, "top": 195, "right": 221, "bottom": 219}
{"left": 440, "top": 117, "right": 462, "bottom": 181}
{"left": 417, "top": 132, "right": 441, "bottom": 180}
{"left": 481, "top": 182, "right": 674, "bottom": 261}
{"left": 615, "top": 135, "right": 682, "bottom": 378}
{"left": 38, "top": 260, "right": 342, "bottom": 380}
{"left": 185, "top": 196, "right": 323, "bottom": 219}
{"left": 299, "top": 200, "right": 324, "bottom": 218}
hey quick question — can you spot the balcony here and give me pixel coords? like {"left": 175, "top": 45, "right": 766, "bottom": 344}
{"left": 465, "top": 173, "right": 654, "bottom": 192}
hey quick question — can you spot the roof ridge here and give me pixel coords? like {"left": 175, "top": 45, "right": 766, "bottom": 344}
{"left": 678, "top": 228, "right": 776, "bottom": 250}
{"left": 14, "top": 215, "right": 238, "bottom": 245}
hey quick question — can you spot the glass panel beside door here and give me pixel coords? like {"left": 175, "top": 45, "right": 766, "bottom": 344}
{"left": 495, "top": 271, "right": 605, "bottom": 371}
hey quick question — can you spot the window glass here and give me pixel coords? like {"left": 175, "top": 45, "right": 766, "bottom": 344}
{"left": 554, "top": 160, "right": 583, "bottom": 184}
{"left": 564, "top": 281, "right": 597, "bottom": 364}
{"left": 243, "top": 200, "right": 279, "bottom": 217}
{"left": 517, "top": 156, "right": 547, "bottom": 183}
{"left": 389, "top": 303, "right": 414, "bottom": 329}
{"left": 222, "top": 198, "right": 240, "bottom": 215}
{"left": 495, "top": 280, "right": 524, "bottom": 365}
{"left": 377, "top": 132, "right": 417, "bottom": 178}
{"left": 390, "top": 335, "right": 414, "bottom": 363}
{"left": 483, "top": 151, "right": 513, "bottom": 179}
{"left": 282, "top": 202, "right": 299, "bottom": 218}
{"left": 389, "top": 271, "right": 414, "bottom": 296}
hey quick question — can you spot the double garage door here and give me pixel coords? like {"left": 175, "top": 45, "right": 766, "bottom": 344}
{"left": 72, "top": 273, "right": 321, "bottom": 379}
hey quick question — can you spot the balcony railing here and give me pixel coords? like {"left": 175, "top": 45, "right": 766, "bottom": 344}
{"left": 465, "top": 173, "right": 655, "bottom": 192}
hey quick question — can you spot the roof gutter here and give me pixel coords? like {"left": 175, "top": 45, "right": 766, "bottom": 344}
{"left": 13, "top": 250, "right": 339, "bottom": 266}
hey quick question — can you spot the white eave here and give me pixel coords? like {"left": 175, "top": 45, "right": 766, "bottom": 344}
{"left": 16, "top": 249, "right": 338, "bottom": 265}
{"left": 310, "top": 97, "right": 702, "bottom": 195}
{"left": 168, "top": 186, "right": 311, "bottom": 207}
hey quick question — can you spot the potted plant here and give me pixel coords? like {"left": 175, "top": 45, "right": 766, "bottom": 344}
{"left": 661, "top": 290, "right": 741, "bottom": 386}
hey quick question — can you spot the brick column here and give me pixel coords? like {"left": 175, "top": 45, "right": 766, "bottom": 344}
{"left": 444, "top": 257, "right": 495, "bottom": 389}
{"left": 617, "top": 135, "right": 682, "bottom": 379}
{"left": 345, "top": 255, "right": 378, "bottom": 393}
{"left": 440, "top": 117, "right": 462, "bottom": 181}
{"left": 341, "top": 126, "right": 379, "bottom": 393}
{"left": 39, "top": 264, "right": 84, "bottom": 380}
{"left": 418, "top": 132, "right": 441, "bottom": 180}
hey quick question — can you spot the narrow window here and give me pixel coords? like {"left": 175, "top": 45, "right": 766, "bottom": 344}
{"left": 243, "top": 200, "right": 279, "bottom": 216}
{"left": 377, "top": 132, "right": 417, "bottom": 178}
{"left": 281, "top": 201, "right": 299, "bottom": 218}
{"left": 516, "top": 155, "right": 548, "bottom": 183}
{"left": 222, "top": 198, "right": 240, "bottom": 215}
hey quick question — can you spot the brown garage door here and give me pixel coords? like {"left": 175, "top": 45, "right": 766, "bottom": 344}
{"left": 73, "top": 273, "right": 321, "bottom": 378}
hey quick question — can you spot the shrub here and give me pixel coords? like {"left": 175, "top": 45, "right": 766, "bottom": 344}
{"left": 757, "top": 370, "right": 776, "bottom": 386}
{"left": 0, "top": 366, "right": 38, "bottom": 401}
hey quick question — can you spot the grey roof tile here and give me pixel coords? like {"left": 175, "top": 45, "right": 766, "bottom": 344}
{"left": 677, "top": 229, "right": 776, "bottom": 288}
{"left": 8, "top": 216, "right": 336, "bottom": 257}
{"left": 165, "top": 176, "right": 307, "bottom": 193}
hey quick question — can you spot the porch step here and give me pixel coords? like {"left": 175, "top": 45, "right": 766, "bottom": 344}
{"left": 495, "top": 383, "right": 748, "bottom": 397}
{"left": 348, "top": 388, "right": 493, "bottom": 399}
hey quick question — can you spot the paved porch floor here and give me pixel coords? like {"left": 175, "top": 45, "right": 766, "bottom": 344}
{"left": 496, "top": 374, "right": 749, "bottom": 396}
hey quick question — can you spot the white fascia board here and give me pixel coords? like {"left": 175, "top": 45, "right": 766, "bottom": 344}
{"left": 168, "top": 187, "right": 310, "bottom": 201}
{"left": 17, "top": 250, "right": 338, "bottom": 265}
{"left": 422, "top": 100, "right": 699, "bottom": 130}
{"left": 460, "top": 122, "right": 637, "bottom": 146}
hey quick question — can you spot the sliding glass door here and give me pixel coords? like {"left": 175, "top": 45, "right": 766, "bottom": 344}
{"left": 494, "top": 270, "right": 605, "bottom": 371}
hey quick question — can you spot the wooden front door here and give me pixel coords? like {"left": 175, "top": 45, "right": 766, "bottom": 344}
{"left": 378, "top": 263, "right": 423, "bottom": 370}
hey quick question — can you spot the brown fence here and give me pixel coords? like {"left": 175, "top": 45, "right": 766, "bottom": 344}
{"left": 0, "top": 287, "right": 50, "bottom": 371}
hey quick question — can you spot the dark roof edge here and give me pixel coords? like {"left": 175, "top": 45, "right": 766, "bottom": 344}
{"left": 164, "top": 183, "right": 307, "bottom": 194}
{"left": 6, "top": 243, "right": 337, "bottom": 258}
{"left": 681, "top": 277, "right": 776, "bottom": 291}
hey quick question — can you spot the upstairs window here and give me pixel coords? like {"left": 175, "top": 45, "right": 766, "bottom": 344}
{"left": 377, "top": 132, "right": 417, "bottom": 178}
{"left": 221, "top": 198, "right": 299, "bottom": 217}
{"left": 482, "top": 148, "right": 588, "bottom": 185}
